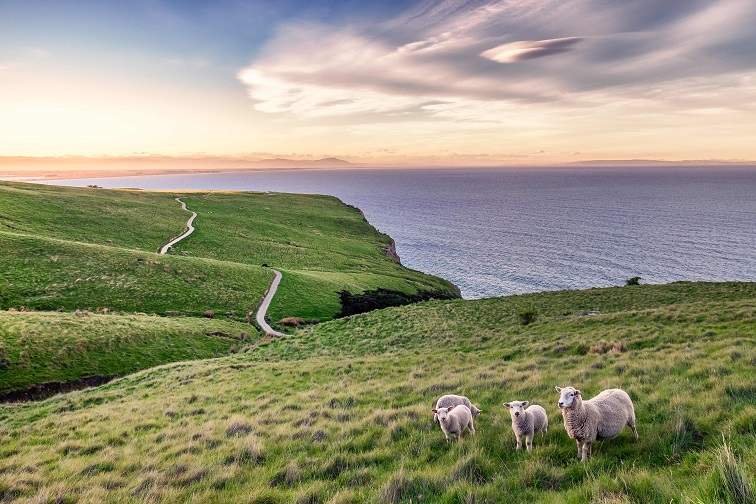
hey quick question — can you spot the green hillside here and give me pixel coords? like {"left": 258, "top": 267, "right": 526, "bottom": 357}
{"left": 0, "top": 311, "right": 256, "bottom": 396}
{"left": 1, "top": 282, "right": 753, "bottom": 503}
{"left": 0, "top": 181, "right": 185, "bottom": 251}
{"left": 0, "top": 182, "right": 458, "bottom": 323}
{"left": 170, "top": 192, "right": 458, "bottom": 321}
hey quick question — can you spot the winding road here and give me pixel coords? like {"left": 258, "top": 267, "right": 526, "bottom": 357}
{"left": 256, "top": 269, "right": 285, "bottom": 337}
{"left": 159, "top": 197, "right": 285, "bottom": 337}
{"left": 159, "top": 198, "right": 197, "bottom": 255}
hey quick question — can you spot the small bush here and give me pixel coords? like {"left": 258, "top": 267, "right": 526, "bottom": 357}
{"left": 626, "top": 277, "right": 641, "bottom": 286}
{"left": 279, "top": 317, "right": 306, "bottom": 327}
{"left": 518, "top": 310, "right": 537, "bottom": 325}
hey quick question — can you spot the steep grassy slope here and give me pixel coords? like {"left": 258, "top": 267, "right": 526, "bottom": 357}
{"left": 172, "top": 192, "right": 459, "bottom": 321}
{"left": 1, "top": 282, "right": 752, "bottom": 503}
{"left": 0, "top": 181, "right": 184, "bottom": 251}
{"left": 0, "top": 311, "right": 257, "bottom": 395}
{"left": 0, "top": 231, "right": 272, "bottom": 316}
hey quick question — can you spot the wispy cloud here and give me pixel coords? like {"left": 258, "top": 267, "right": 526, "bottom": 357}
{"left": 481, "top": 37, "right": 582, "bottom": 64}
{"left": 238, "top": 0, "right": 756, "bottom": 121}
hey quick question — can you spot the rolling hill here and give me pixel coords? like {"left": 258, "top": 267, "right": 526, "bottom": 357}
{"left": 0, "top": 180, "right": 457, "bottom": 399}
{"left": 0, "top": 281, "right": 753, "bottom": 502}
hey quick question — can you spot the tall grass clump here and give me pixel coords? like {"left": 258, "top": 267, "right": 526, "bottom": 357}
{"left": 713, "top": 439, "right": 754, "bottom": 504}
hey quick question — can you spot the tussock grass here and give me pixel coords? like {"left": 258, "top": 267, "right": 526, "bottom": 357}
{"left": 0, "top": 311, "right": 258, "bottom": 394}
{"left": 0, "top": 282, "right": 752, "bottom": 502}
{"left": 714, "top": 439, "right": 755, "bottom": 504}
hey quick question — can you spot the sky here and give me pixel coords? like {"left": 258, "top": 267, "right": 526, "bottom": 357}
{"left": 2, "top": 0, "right": 756, "bottom": 168}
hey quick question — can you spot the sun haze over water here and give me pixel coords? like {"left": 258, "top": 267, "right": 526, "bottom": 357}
{"left": 52, "top": 166, "right": 756, "bottom": 299}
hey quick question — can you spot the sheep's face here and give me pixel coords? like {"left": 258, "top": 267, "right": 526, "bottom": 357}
{"left": 470, "top": 405, "right": 482, "bottom": 417}
{"left": 432, "top": 407, "right": 452, "bottom": 422}
{"left": 556, "top": 386, "right": 580, "bottom": 409}
{"left": 504, "top": 401, "right": 529, "bottom": 418}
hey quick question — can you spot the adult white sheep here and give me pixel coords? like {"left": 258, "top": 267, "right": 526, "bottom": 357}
{"left": 503, "top": 400, "right": 548, "bottom": 451}
{"left": 555, "top": 386, "right": 638, "bottom": 462}
{"left": 433, "top": 394, "right": 481, "bottom": 423}
{"left": 431, "top": 405, "right": 475, "bottom": 442}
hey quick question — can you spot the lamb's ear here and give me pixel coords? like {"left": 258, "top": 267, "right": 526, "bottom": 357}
{"left": 554, "top": 386, "right": 562, "bottom": 393}
{"left": 522, "top": 401, "right": 529, "bottom": 408}
{"left": 574, "top": 390, "right": 581, "bottom": 397}
{"left": 503, "top": 402, "right": 511, "bottom": 408}
{"left": 432, "top": 409, "right": 438, "bottom": 414}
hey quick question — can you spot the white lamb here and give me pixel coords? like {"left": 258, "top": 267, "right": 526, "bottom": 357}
{"left": 503, "top": 401, "right": 548, "bottom": 451}
{"left": 555, "top": 386, "right": 638, "bottom": 462}
{"left": 431, "top": 404, "right": 475, "bottom": 442}
{"left": 433, "top": 394, "right": 481, "bottom": 423}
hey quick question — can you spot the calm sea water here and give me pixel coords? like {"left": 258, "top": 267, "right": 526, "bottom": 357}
{"left": 49, "top": 166, "right": 756, "bottom": 299}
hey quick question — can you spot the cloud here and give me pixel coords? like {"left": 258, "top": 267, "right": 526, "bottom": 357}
{"left": 237, "top": 0, "right": 756, "bottom": 121}
{"left": 481, "top": 37, "right": 582, "bottom": 63}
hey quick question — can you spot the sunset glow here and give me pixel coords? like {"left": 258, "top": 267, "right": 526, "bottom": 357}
{"left": 2, "top": 0, "right": 756, "bottom": 170}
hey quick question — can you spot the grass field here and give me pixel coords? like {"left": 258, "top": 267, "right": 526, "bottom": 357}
{"left": 0, "top": 182, "right": 184, "bottom": 252}
{"left": 1, "top": 282, "right": 753, "bottom": 503}
{"left": 0, "top": 231, "right": 273, "bottom": 317}
{"left": 0, "top": 311, "right": 257, "bottom": 395}
{"left": 171, "top": 192, "right": 458, "bottom": 321}
{"left": 0, "top": 182, "right": 458, "bottom": 323}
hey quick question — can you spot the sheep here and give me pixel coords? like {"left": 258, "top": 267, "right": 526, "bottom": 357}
{"left": 433, "top": 394, "right": 481, "bottom": 423}
{"left": 503, "top": 401, "right": 548, "bottom": 451}
{"left": 431, "top": 404, "right": 475, "bottom": 442}
{"left": 555, "top": 386, "right": 638, "bottom": 462}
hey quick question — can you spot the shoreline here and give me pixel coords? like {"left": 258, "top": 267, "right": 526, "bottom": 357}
{"left": 4, "top": 162, "right": 756, "bottom": 183}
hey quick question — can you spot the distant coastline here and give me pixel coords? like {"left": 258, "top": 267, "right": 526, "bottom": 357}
{"left": 2, "top": 158, "right": 755, "bottom": 182}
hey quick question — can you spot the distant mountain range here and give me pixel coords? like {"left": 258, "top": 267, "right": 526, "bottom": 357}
{"left": 249, "top": 157, "right": 352, "bottom": 168}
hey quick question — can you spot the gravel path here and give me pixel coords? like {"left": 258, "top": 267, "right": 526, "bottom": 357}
{"left": 256, "top": 269, "right": 285, "bottom": 337}
{"left": 159, "top": 198, "right": 197, "bottom": 255}
{"left": 159, "top": 197, "right": 284, "bottom": 337}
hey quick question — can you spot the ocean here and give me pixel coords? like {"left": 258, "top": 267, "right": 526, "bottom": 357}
{"left": 49, "top": 166, "right": 756, "bottom": 299}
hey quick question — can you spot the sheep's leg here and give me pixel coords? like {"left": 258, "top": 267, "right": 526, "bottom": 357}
{"left": 526, "top": 433, "right": 534, "bottom": 452}
{"left": 580, "top": 442, "right": 591, "bottom": 462}
{"left": 628, "top": 420, "right": 638, "bottom": 440}
{"left": 468, "top": 419, "right": 475, "bottom": 435}
{"left": 516, "top": 433, "right": 522, "bottom": 450}
{"left": 576, "top": 440, "right": 582, "bottom": 459}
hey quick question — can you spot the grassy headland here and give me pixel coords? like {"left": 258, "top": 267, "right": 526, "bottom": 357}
{"left": 0, "top": 182, "right": 458, "bottom": 322}
{"left": 1, "top": 282, "right": 753, "bottom": 502}
{"left": 170, "top": 192, "right": 458, "bottom": 321}
{"left": 0, "top": 180, "right": 457, "bottom": 396}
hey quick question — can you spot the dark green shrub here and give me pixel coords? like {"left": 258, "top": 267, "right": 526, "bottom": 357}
{"left": 518, "top": 310, "right": 537, "bottom": 325}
